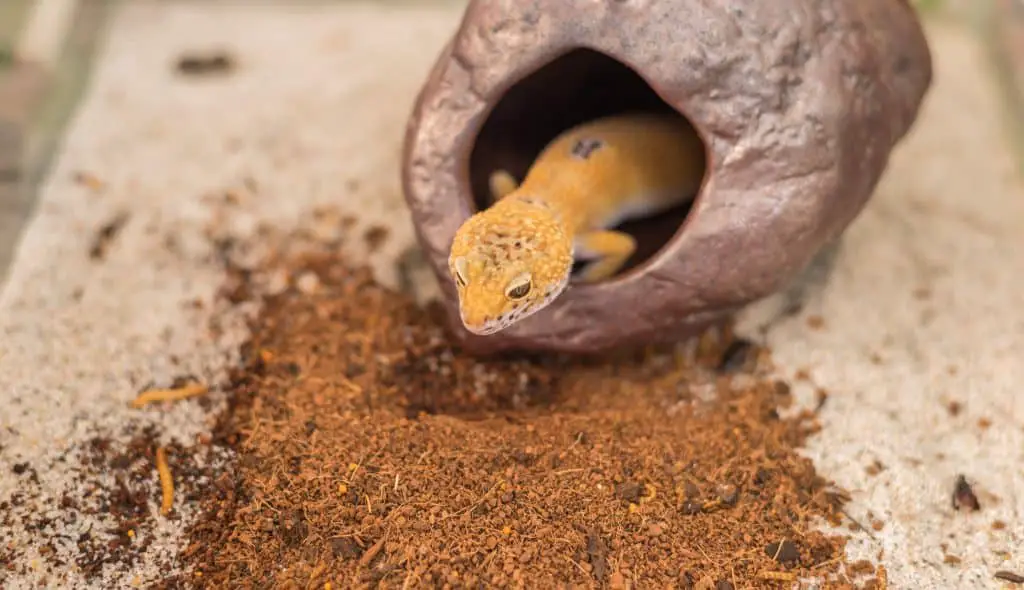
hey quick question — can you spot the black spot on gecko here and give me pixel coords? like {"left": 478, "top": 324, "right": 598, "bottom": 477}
{"left": 519, "top": 196, "right": 557, "bottom": 214}
{"left": 571, "top": 138, "right": 603, "bottom": 159}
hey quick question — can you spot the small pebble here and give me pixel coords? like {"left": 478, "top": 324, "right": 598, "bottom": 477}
{"left": 680, "top": 501, "right": 702, "bottom": 515}
{"left": 952, "top": 474, "right": 980, "bottom": 511}
{"left": 296, "top": 271, "right": 321, "bottom": 294}
{"left": 765, "top": 539, "right": 800, "bottom": 564}
{"left": 716, "top": 483, "right": 739, "bottom": 505}
{"left": 264, "top": 268, "right": 290, "bottom": 295}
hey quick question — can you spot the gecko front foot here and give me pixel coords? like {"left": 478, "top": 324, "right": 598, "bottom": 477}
{"left": 488, "top": 170, "right": 519, "bottom": 201}
{"left": 573, "top": 230, "right": 636, "bottom": 283}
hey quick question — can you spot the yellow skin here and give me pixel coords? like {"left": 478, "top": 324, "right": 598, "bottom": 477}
{"left": 449, "top": 112, "right": 706, "bottom": 335}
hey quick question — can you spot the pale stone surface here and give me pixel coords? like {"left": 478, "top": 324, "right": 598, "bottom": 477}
{"left": 0, "top": 2, "right": 461, "bottom": 587}
{"left": 0, "top": 2, "right": 1019, "bottom": 589}
{"left": 737, "top": 20, "right": 1024, "bottom": 589}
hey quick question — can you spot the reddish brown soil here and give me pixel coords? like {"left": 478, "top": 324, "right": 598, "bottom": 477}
{"left": 173, "top": 252, "right": 879, "bottom": 589}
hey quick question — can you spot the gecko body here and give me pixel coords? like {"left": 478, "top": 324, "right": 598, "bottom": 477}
{"left": 448, "top": 112, "right": 706, "bottom": 335}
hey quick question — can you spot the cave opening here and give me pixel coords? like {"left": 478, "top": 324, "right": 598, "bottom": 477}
{"left": 467, "top": 48, "right": 708, "bottom": 281}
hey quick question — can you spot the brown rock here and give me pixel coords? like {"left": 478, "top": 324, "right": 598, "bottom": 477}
{"left": 765, "top": 539, "right": 800, "bottom": 565}
{"left": 402, "top": 0, "right": 932, "bottom": 354}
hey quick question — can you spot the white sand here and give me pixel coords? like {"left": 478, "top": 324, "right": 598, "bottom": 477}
{"left": 737, "top": 19, "right": 1024, "bottom": 589}
{"left": 0, "top": 2, "right": 1020, "bottom": 588}
{"left": 0, "top": 3, "right": 462, "bottom": 587}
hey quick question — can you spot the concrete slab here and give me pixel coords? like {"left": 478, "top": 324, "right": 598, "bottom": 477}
{"left": 0, "top": 1, "right": 1020, "bottom": 589}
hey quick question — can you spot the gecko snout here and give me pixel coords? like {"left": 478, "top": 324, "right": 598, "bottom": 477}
{"left": 459, "top": 302, "right": 521, "bottom": 336}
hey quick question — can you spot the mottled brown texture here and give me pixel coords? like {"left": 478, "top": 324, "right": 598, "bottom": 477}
{"left": 402, "top": 0, "right": 932, "bottom": 354}
{"left": 178, "top": 250, "right": 870, "bottom": 589}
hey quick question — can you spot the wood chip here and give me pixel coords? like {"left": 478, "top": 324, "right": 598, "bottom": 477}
{"left": 130, "top": 383, "right": 209, "bottom": 409}
{"left": 155, "top": 446, "right": 174, "bottom": 516}
{"left": 995, "top": 571, "right": 1024, "bottom": 584}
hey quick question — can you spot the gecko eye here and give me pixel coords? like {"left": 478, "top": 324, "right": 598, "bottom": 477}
{"left": 504, "top": 274, "right": 532, "bottom": 300}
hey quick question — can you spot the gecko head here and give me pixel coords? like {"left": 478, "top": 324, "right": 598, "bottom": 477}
{"left": 448, "top": 201, "right": 573, "bottom": 335}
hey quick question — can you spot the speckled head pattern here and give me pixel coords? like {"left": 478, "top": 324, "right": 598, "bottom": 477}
{"left": 448, "top": 198, "right": 574, "bottom": 335}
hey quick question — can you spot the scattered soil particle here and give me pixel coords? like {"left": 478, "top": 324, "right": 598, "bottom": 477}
{"left": 716, "top": 483, "right": 739, "bottom": 506}
{"left": 865, "top": 459, "right": 886, "bottom": 476}
{"left": 176, "top": 251, "right": 858, "bottom": 588}
{"left": 995, "top": 570, "right": 1024, "bottom": 584}
{"left": 806, "top": 315, "right": 825, "bottom": 330}
{"left": 849, "top": 560, "right": 875, "bottom": 576}
{"left": 614, "top": 481, "right": 644, "bottom": 504}
{"left": 715, "top": 337, "right": 755, "bottom": 373}
{"left": 0, "top": 422, "right": 224, "bottom": 584}
{"left": 362, "top": 224, "right": 390, "bottom": 253}
{"left": 71, "top": 170, "right": 106, "bottom": 192}
{"left": 765, "top": 539, "right": 800, "bottom": 565}
{"left": 946, "top": 400, "right": 963, "bottom": 416}
{"left": 586, "top": 528, "right": 610, "bottom": 582}
{"left": 89, "top": 212, "right": 130, "bottom": 260}
{"left": 912, "top": 286, "right": 932, "bottom": 300}
{"left": 294, "top": 270, "right": 321, "bottom": 294}
{"left": 175, "top": 52, "right": 235, "bottom": 76}
{"left": 814, "top": 387, "right": 829, "bottom": 413}
{"left": 952, "top": 474, "right": 981, "bottom": 512}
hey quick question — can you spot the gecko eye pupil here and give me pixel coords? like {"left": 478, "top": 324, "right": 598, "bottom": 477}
{"left": 505, "top": 281, "right": 531, "bottom": 300}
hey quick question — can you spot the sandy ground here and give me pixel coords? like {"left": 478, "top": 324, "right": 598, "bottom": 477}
{"left": 0, "top": 3, "right": 461, "bottom": 588}
{"left": 750, "top": 42, "right": 1022, "bottom": 590}
{"left": 736, "top": 17, "right": 1024, "bottom": 588}
{"left": 0, "top": 1, "right": 1021, "bottom": 589}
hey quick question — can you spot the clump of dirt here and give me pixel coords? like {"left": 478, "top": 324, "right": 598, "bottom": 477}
{"left": 176, "top": 252, "right": 876, "bottom": 589}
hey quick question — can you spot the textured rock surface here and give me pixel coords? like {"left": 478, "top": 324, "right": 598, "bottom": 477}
{"left": 402, "top": 0, "right": 933, "bottom": 354}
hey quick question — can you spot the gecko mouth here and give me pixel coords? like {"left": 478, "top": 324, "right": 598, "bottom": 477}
{"left": 460, "top": 308, "right": 528, "bottom": 336}
{"left": 463, "top": 322, "right": 504, "bottom": 336}
{"left": 460, "top": 279, "right": 569, "bottom": 336}
{"left": 460, "top": 313, "right": 515, "bottom": 336}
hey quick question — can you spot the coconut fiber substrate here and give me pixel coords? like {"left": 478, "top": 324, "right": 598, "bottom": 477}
{"left": 163, "top": 248, "right": 884, "bottom": 590}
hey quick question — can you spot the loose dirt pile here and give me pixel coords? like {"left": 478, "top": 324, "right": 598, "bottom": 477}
{"left": 172, "top": 252, "right": 882, "bottom": 589}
